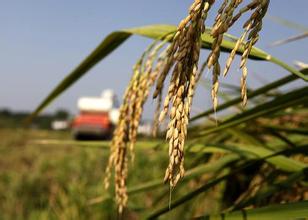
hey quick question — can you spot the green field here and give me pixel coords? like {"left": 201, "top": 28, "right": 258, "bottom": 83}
{"left": 1, "top": 127, "right": 307, "bottom": 219}
{"left": 0, "top": 128, "right": 208, "bottom": 219}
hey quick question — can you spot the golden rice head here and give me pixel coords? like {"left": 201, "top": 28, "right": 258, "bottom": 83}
{"left": 153, "top": 0, "right": 213, "bottom": 100}
{"left": 105, "top": 101, "right": 130, "bottom": 213}
{"left": 104, "top": 78, "right": 136, "bottom": 212}
{"left": 223, "top": 0, "right": 259, "bottom": 78}
{"left": 158, "top": 0, "right": 213, "bottom": 122}
{"left": 127, "top": 63, "right": 142, "bottom": 162}
{"left": 206, "top": 0, "right": 269, "bottom": 108}
{"left": 207, "top": 0, "right": 245, "bottom": 111}
{"left": 105, "top": 40, "right": 168, "bottom": 213}
{"left": 105, "top": 0, "right": 271, "bottom": 212}
{"left": 240, "top": 0, "right": 269, "bottom": 106}
{"left": 159, "top": 0, "right": 213, "bottom": 187}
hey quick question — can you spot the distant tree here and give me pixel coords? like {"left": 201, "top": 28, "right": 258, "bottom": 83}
{"left": 0, "top": 108, "right": 12, "bottom": 117}
{"left": 54, "top": 109, "right": 70, "bottom": 120}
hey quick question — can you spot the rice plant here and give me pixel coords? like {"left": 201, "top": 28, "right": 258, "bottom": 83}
{"left": 29, "top": 0, "right": 308, "bottom": 219}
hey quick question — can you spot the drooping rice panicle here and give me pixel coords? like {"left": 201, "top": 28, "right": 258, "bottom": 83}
{"left": 158, "top": 0, "right": 214, "bottom": 187}
{"left": 104, "top": 38, "right": 170, "bottom": 213}
{"left": 105, "top": 0, "right": 271, "bottom": 212}
{"left": 207, "top": 0, "right": 244, "bottom": 111}
{"left": 240, "top": 0, "right": 270, "bottom": 106}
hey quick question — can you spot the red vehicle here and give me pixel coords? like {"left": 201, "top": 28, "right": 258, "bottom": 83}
{"left": 71, "top": 90, "right": 119, "bottom": 140}
{"left": 72, "top": 112, "right": 114, "bottom": 140}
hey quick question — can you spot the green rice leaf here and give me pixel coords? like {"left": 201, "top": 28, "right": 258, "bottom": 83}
{"left": 191, "top": 68, "right": 308, "bottom": 122}
{"left": 193, "top": 201, "right": 308, "bottom": 220}
{"left": 29, "top": 24, "right": 307, "bottom": 122}
{"left": 195, "top": 86, "right": 308, "bottom": 137}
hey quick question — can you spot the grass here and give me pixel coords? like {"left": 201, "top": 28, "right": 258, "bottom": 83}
{"left": 1, "top": 126, "right": 307, "bottom": 219}
{"left": 0, "top": 128, "right": 212, "bottom": 219}
{"left": 0, "top": 129, "right": 108, "bottom": 219}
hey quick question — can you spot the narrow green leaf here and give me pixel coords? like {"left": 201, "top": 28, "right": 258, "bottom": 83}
{"left": 227, "top": 144, "right": 307, "bottom": 172}
{"left": 269, "top": 56, "right": 308, "bottom": 80}
{"left": 191, "top": 68, "right": 308, "bottom": 122}
{"left": 147, "top": 173, "right": 229, "bottom": 219}
{"left": 27, "top": 24, "right": 286, "bottom": 121}
{"left": 189, "top": 143, "right": 307, "bottom": 172}
{"left": 88, "top": 154, "right": 240, "bottom": 205}
{"left": 270, "top": 32, "right": 308, "bottom": 47}
{"left": 268, "top": 15, "right": 308, "bottom": 32}
{"left": 28, "top": 23, "right": 307, "bottom": 121}
{"left": 26, "top": 31, "right": 131, "bottom": 122}
{"left": 147, "top": 149, "right": 307, "bottom": 219}
{"left": 262, "top": 125, "right": 308, "bottom": 135}
{"left": 232, "top": 169, "right": 308, "bottom": 210}
{"left": 194, "top": 86, "right": 308, "bottom": 137}
{"left": 194, "top": 201, "right": 308, "bottom": 220}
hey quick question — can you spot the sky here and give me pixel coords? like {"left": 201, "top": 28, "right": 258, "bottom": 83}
{"left": 1, "top": 0, "right": 308, "bottom": 118}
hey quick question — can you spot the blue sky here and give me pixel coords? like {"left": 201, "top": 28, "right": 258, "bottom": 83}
{"left": 0, "top": 0, "right": 307, "bottom": 117}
